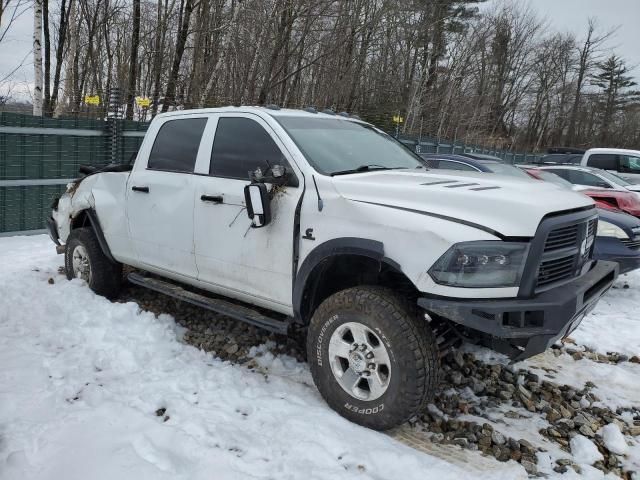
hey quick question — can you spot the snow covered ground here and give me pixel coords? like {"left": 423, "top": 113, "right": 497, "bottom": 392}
{"left": 0, "top": 235, "right": 639, "bottom": 479}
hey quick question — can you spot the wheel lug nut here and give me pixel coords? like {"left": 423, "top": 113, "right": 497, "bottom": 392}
{"left": 365, "top": 352, "right": 374, "bottom": 359}
{"left": 362, "top": 371, "right": 370, "bottom": 377}
{"left": 359, "top": 344, "right": 367, "bottom": 352}
{"left": 351, "top": 343, "right": 358, "bottom": 351}
{"left": 367, "top": 363, "right": 376, "bottom": 370}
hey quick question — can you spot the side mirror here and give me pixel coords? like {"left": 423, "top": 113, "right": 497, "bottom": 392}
{"left": 596, "top": 181, "right": 611, "bottom": 189}
{"left": 244, "top": 183, "right": 271, "bottom": 228}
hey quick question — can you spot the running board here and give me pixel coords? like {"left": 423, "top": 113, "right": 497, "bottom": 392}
{"left": 127, "top": 272, "right": 290, "bottom": 335}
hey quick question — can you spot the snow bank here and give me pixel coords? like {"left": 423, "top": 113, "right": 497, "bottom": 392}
{"left": 600, "top": 423, "right": 629, "bottom": 456}
{"left": 0, "top": 236, "right": 516, "bottom": 480}
{"left": 570, "top": 435, "right": 604, "bottom": 465}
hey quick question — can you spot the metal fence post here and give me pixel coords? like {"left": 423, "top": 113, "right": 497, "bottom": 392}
{"left": 107, "top": 87, "right": 122, "bottom": 163}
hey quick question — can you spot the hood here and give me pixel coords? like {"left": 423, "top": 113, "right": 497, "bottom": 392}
{"left": 331, "top": 170, "right": 594, "bottom": 237}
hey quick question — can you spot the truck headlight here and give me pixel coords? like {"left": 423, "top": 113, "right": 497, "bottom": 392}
{"left": 596, "top": 221, "right": 628, "bottom": 239}
{"left": 428, "top": 241, "right": 530, "bottom": 288}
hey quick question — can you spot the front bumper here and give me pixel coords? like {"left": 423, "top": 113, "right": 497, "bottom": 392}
{"left": 593, "top": 237, "right": 640, "bottom": 274}
{"left": 47, "top": 215, "right": 60, "bottom": 246}
{"left": 418, "top": 260, "right": 618, "bottom": 361}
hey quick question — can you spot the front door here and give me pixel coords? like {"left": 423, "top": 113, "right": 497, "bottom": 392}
{"left": 193, "top": 114, "right": 303, "bottom": 313}
{"left": 126, "top": 116, "right": 208, "bottom": 278}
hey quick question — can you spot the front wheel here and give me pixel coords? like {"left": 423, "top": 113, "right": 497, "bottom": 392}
{"left": 307, "top": 286, "right": 439, "bottom": 430}
{"left": 65, "top": 227, "right": 122, "bottom": 298}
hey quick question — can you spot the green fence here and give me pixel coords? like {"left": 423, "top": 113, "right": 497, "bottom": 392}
{"left": 0, "top": 111, "right": 541, "bottom": 235}
{"left": 0, "top": 112, "right": 147, "bottom": 235}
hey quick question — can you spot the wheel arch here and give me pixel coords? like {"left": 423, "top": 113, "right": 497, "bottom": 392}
{"left": 69, "top": 208, "right": 116, "bottom": 263}
{"left": 293, "top": 237, "right": 419, "bottom": 324}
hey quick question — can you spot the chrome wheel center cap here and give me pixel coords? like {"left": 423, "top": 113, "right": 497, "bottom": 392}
{"left": 349, "top": 351, "right": 366, "bottom": 373}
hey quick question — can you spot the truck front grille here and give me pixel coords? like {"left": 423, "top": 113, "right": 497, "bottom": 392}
{"left": 537, "top": 254, "right": 577, "bottom": 287}
{"left": 534, "top": 217, "right": 596, "bottom": 291}
{"left": 544, "top": 224, "right": 579, "bottom": 252}
{"left": 622, "top": 236, "right": 640, "bottom": 250}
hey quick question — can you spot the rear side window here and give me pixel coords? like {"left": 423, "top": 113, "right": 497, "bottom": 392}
{"left": 148, "top": 118, "right": 207, "bottom": 172}
{"left": 568, "top": 170, "right": 608, "bottom": 188}
{"left": 620, "top": 155, "right": 640, "bottom": 173}
{"left": 210, "top": 117, "right": 286, "bottom": 180}
{"left": 587, "top": 154, "right": 618, "bottom": 170}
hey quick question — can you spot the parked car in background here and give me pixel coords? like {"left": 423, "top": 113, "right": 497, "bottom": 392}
{"left": 522, "top": 168, "right": 640, "bottom": 274}
{"left": 524, "top": 168, "right": 640, "bottom": 218}
{"left": 539, "top": 153, "right": 583, "bottom": 165}
{"left": 458, "top": 152, "right": 504, "bottom": 161}
{"left": 537, "top": 165, "right": 640, "bottom": 194}
{"left": 419, "top": 153, "right": 532, "bottom": 179}
{"left": 581, "top": 148, "right": 640, "bottom": 184}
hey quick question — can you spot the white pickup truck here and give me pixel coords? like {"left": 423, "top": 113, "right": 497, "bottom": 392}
{"left": 48, "top": 106, "right": 617, "bottom": 430}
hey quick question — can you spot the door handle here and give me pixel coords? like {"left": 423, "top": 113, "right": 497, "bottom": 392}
{"left": 201, "top": 194, "right": 223, "bottom": 204}
{"left": 132, "top": 186, "right": 149, "bottom": 193}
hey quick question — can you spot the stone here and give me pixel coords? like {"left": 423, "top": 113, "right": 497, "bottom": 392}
{"left": 521, "top": 459, "right": 538, "bottom": 475}
{"left": 491, "top": 430, "right": 506, "bottom": 446}
{"left": 579, "top": 424, "right": 595, "bottom": 437}
{"left": 498, "top": 390, "right": 513, "bottom": 401}
{"left": 517, "top": 385, "right": 532, "bottom": 399}
{"left": 453, "top": 437, "right": 469, "bottom": 448}
{"left": 546, "top": 408, "right": 562, "bottom": 423}
{"left": 453, "top": 350, "right": 465, "bottom": 369}
{"left": 225, "top": 343, "right": 239, "bottom": 355}
{"left": 450, "top": 371, "right": 463, "bottom": 385}
{"left": 519, "top": 439, "right": 534, "bottom": 455}
{"left": 470, "top": 378, "right": 485, "bottom": 394}
{"left": 629, "top": 356, "right": 640, "bottom": 364}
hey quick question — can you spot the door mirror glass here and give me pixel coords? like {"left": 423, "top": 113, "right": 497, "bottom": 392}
{"left": 244, "top": 183, "right": 271, "bottom": 228}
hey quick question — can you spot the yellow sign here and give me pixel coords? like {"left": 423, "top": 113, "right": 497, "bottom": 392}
{"left": 393, "top": 115, "right": 404, "bottom": 124}
{"left": 136, "top": 97, "right": 151, "bottom": 108}
{"left": 84, "top": 95, "right": 100, "bottom": 106}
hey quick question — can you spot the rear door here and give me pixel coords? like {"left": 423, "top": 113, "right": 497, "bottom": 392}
{"left": 126, "top": 115, "right": 208, "bottom": 278}
{"left": 192, "top": 114, "right": 303, "bottom": 313}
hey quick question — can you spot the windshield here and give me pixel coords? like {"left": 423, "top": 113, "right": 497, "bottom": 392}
{"left": 485, "top": 163, "right": 531, "bottom": 179}
{"left": 277, "top": 117, "right": 424, "bottom": 175}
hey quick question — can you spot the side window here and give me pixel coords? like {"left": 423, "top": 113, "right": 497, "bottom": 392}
{"left": 210, "top": 117, "right": 288, "bottom": 180}
{"left": 620, "top": 156, "right": 640, "bottom": 173}
{"left": 148, "top": 118, "right": 207, "bottom": 172}
{"left": 587, "top": 154, "right": 618, "bottom": 170}
{"left": 438, "top": 160, "right": 477, "bottom": 171}
{"left": 568, "top": 170, "right": 609, "bottom": 188}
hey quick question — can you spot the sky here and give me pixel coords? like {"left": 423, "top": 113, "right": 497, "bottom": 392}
{"left": 0, "top": 0, "right": 639, "bottom": 100}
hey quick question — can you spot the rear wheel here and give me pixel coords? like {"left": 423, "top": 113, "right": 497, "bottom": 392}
{"left": 65, "top": 227, "right": 122, "bottom": 298}
{"left": 307, "top": 286, "right": 439, "bottom": 430}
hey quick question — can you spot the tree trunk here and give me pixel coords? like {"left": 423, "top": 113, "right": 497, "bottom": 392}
{"left": 125, "top": 0, "right": 141, "bottom": 119}
{"left": 33, "top": 0, "right": 43, "bottom": 116}
{"left": 161, "top": 0, "right": 194, "bottom": 112}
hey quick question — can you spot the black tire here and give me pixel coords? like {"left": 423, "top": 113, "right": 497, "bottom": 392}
{"left": 65, "top": 227, "right": 122, "bottom": 299}
{"left": 307, "top": 286, "right": 439, "bottom": 430}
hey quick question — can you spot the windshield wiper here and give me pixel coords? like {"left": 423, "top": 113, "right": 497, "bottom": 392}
{"left": 331, "top": 164, "right": 406, "bottom": 176}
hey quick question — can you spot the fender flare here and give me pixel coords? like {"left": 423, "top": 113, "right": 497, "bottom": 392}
{"left": 293, "top": 237, "right": 397, "bottom": 321}
{"left": 79, "top": 209, "right": 117, "bottom": 264}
